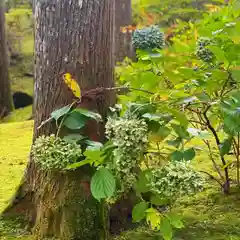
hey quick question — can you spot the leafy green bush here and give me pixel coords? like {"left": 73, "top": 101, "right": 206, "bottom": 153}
{"left": 148, "top": 161, "right": 204, "bottom": 201}
{"left": 132, "top": 26, "right": 165, "bottom": 50}
{"left": 32, "top": 134, "right": 82, "bottom": 171}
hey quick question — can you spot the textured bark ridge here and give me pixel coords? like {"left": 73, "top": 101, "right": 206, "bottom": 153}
{"left": 3, "top": 1, "right": 115, "bottom": 239}
{"left": 0, "top": 2, "right": 12, "bottom": 118}
{"left": 115, "top": 0, "right": 135, "bottom": 62}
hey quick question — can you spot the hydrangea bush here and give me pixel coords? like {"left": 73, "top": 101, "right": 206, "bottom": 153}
{"left": 148, "top": 161, "right": 205, "bottom": 201}
{"left": 105, "top": 117, "right": 148, "bottom": 193}
{"left": 32, "top": 134, "right": 82, "bottom": 170}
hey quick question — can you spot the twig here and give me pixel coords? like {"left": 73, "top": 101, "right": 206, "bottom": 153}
{"left": 37, "top": 86, "right": 154, "bottom": 130}
{"left": 37, "top": 116, "right": 54, "bottom": 130}
{"left": 199, "top": 170, "right": 223, "bottom": 188}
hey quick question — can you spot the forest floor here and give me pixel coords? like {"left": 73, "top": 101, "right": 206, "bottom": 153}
{"left": 1, "top": 120, "right": 240, "bottom": 240}
{"left": 1, "top": 35, "right": 240, "bottom": 240}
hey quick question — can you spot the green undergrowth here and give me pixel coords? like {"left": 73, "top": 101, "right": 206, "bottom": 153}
{"left": 0, "top": 121, "right": 240, "bottom": 239}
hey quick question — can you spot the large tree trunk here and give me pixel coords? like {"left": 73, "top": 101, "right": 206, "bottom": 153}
{"left": 3, "top": 0, "right": 115, "bottom": 239}
{"left": 0, "top": 1, "right": 12, "bottom": 118}
{"left": 115, "top": 0, "right": 135, "bottom": 62}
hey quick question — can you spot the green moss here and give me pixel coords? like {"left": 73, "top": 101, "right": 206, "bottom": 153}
{"left": 2, "top": 106, "right": 32, "bottom": 123}
{"left": 0, "top": 121, "right": 33, "bottom": 212}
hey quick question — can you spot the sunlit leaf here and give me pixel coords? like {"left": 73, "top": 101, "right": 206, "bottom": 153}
{"left": 63, "top": 73, "right": 81, "bottom": 98}
{"left": 146, "top": 208, "right": 161, "bottom": 230}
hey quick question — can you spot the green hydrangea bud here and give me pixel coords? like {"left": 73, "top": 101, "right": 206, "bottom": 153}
{"left": 195, "top": 37, "right": 215, "bottom": 63}
{"left": 133, "top": 25, "right": 165, "bottom": 50}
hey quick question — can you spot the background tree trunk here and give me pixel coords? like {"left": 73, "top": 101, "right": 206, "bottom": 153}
{"left": 115, "top": 0, "right": 135, "bottom": 62}
{"left": 0, "top": 1, "right": 12, "bottom": 118}
{"left": 3, "top": 0, "right": 115, "bottom": 239}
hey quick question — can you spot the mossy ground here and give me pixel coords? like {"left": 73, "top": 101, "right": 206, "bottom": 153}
{"left": 1, "top": 122, "right": 240, "bottom": 239}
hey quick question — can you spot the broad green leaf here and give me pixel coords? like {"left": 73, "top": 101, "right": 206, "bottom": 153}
{"left": 167, "top": 213, "right": 184, "bottom": 229}
{"left": 171, "top": 124, "right": 189, "bottom": 139}
{"left": 171, "top": 150, "right": 184, "bottom": 161}
{"left": 160, "top": 217, "right": 173, "bottom": 240}
{"left": 51, "top": 105, "right": 71, "bottom": 121}
{"left": 150, "top": 126, "right": 171, "bottom": 142}
{"left": 183, "top": 148, "right": 196, "bottom": 161}
{"left": 63, "top": 112, "right": 88, "bottom": 130}
{"left": 74, "top": 108, "right": 102, "bottom": 122}
{"left": 150, "top": 195, "right": 169, "bottom": 206}
{"left": 63, "top": 134, "right": 86, "bottom": 143}
{"left": 220, "top": 137, "right": 233, "bottom": 156}
{"left": 85, "top": 150, "right": 103, "bottom": 162}
{"left": 169, "top": 109, "right": 188, "bottom": 128}
{"left": 146, "top": 208, "right": 162, "bottom": 230}
{"left": 134, "top": 171, "right": 150, "bottom": 194}
{"left": 90, "top": 168, "right": 116, "bottom": 201}
{"left": 66, "top": 159, "right": 93, "bottom": 169}
{"left": 132, "top": 201, "right": 148, "bottom": 223}
{"left": 208, "top": 45, "right": 226, "bottom": 62}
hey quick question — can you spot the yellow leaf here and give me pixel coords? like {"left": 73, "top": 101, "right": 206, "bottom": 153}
{"left": 222, "top": 161, "right": 233, "bottom": 169}
{"left": 146, "top": 208, "right": 161, "bottom": 230}
{"left": 63, "top": 73, "right": 81, "bottom": 99}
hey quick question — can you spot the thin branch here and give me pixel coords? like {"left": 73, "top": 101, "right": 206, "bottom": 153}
{"left": 199, "top": 170, "right": 223, "bottom": 188}
{"left": 202, "top": 105, "right": 230, "bottom": 190}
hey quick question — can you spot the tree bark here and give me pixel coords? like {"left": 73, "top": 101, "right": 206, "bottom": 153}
{"left": 115, "top": 0, "right": 135, "bottom": 62}
{"left": 0, "top": 0, "right": 12, "bottom": 118}
{"left": 3, "top": 0, "right": 115, "bottom": 239}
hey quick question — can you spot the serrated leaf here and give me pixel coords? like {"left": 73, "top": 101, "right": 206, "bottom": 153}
{"left": 160, "top": 217, "right": 173, "bottom": 240}
{"left": 220, "top": 137, "right": 233, "bottom": 156}
{"left": 146, "top": 208, "right": 161, "bottom": 230}
{"left": 132, "top": 201, "right": 148, "bottom": 223}
{"left": 51, "top": 105, "right": 71, "bottom": 121}
{"left": 183, "top": 148, "right": 196, "bottom": 161}
{"left": 90, "top": 168, "right": 116, "bottom": 201}
{"left": 167, "top": 213, "right": 184, "bottom": 229}
{"left": 63, "top": 111, "right": 88, "bottom": 130}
